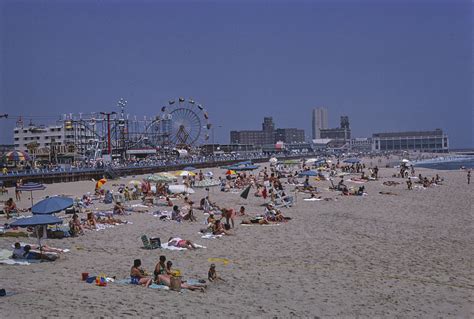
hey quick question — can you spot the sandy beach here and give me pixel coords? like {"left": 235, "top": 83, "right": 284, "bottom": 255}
{"left": 0, "top": 162, "right": 472, "bottom": 318}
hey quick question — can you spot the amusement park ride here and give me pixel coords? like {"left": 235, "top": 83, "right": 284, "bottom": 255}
{"left": 61, "top": 97, "right": 212, "bottom": 160}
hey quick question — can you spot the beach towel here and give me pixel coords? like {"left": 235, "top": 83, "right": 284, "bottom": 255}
{"left": 240, "top": 223, "right": 281, "bottom": 227}
{"left": 161, "top": 243, "right": 206, "bottom": 251}
{"left": 201, "top": 233, "right": 223, "bottom": 239}
{"left": 303, "top": 198, "right": 323, "bottom": 201}
{"left": 0, "top": 249, "right": 40, "bottom": 265}
{"left": 10, "top": 243, "right": 70, "bottom": 253}
{"left": 114, "top": 278, "right": 170, "bottom": 290}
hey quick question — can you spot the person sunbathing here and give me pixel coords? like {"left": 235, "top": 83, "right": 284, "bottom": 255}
{"left": 154, "top": 255, "right": 170, "bottom": 283}
{"left": 264, "top": 204, "right": 287, "bottom": 222}
{"left": 167, "top": 237, "right": 198, "bottom": 249}
{"left": 113, "top": 202, "right": 125, "bottom": 215}
{"left": 20, "top": 245, "right": 58, "bottom": 261}
{"left": 12, "top": 242, "right": 25, "bottom": 258}
{"left": 155, "top": 261, "right": 206, "bottom": 292}
{"left": 208, "top": 264, "right": 225, "bottom": 282}
{"left": 182, "top": 202, "right": 197, "bottom": 222}
{"left": 239, "top": 206, "right": 246, "bottom": 216}
{"left": 212, "top": 220, "right": 232, "bottom": 235}
{"left": 84, "top": 212, "right": 97, "bottom": 229}
{"left": 171, "top": 205, "right": 183, "bottom": 222}
{"left": 241, "top": 217, "right": 269, "bottom": 225}
{"left": 69, "top": 214, "right": 84, "bottom": 236}
{"left": 96, "top": 215, "right": 123, "bottom": 224}
{"left": 3, "top": 198, "right": 17, "bottom": 219}
{"left": 130, "top": 259, "right": 152, "bottom": 287}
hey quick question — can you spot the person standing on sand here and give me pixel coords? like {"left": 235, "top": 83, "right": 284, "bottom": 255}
{"left": 468, "top": 170, "right": 471, "bottom": 185}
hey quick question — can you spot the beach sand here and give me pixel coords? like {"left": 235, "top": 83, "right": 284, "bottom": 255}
{"left": 0, "top": 163, "right": 472, "bottom": 318}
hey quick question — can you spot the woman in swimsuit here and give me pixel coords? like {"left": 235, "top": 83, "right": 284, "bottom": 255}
{"left": 130, "top": 259, "right": 152, "bottom": 287}
{"left": 155, "top": 261, "right": 206, "bottom": 292}
{"left": 168, "top": 237, "right": 198, "bottom": 249}
{"left": 154, "top": 255, "right": 169, "bottom": 283}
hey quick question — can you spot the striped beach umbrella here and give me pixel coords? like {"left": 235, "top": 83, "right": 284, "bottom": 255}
{"left": 17, "top": 182, "right": 46, "bottom": 206}
{"left": 4, "top": 151, "right": 30, "bottom": 162}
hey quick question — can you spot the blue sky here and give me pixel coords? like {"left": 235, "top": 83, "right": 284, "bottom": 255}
{"left": 0, "top": 0, "right": 472, "bottom": 147}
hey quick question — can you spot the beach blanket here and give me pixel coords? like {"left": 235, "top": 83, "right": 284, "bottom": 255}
{"left": 161, "top": 242, "right": 206, "bottom": 251}
{"left": 151, "top": 211, "right": 171, "bottom": 219}
{"left": 201, "top": 233, "right": 223, "bottom": 239}
{"left": 114, "top": 278, "right": 170, "bottom": 290}
{"left": 0, "top": 249, "right": 40, "bottom": 265}
{"left": 240, "top": 223, "right": 281, "bottom": 227}
{"left": 10, "top": 243, "right": 70, "bottom": 253}
{"left": 303, "top": 198, "right": 323, "bottom": 201}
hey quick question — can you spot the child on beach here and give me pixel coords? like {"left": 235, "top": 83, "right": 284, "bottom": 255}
{"left": 208, "top": 264, "right": 225, "bottom": 282}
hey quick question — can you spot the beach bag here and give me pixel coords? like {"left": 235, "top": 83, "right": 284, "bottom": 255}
{"left": 170, "top": 276, "right": 181, "bottom": 292}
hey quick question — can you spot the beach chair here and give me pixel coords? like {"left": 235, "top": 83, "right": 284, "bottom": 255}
{"left": 141, "top": 235, "right": 161, "bottom": 249}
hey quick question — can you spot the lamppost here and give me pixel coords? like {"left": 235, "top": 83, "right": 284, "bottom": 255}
{"left": 100, "top": 111, "right": 117, "bottom": 156}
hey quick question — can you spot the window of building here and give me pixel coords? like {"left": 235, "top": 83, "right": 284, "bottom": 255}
{"left": 14, "top": 137, "right": 19, "bottom": 141}
{"left": 14, "top": 130, "right": 19, "bottom": 134}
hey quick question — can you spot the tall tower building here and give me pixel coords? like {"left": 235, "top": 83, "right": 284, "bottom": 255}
{"left": 312, "top": 107, "right": 328, "bottom": 139}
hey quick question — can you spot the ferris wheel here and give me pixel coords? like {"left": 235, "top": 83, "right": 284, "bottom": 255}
{"left": 160, "top": 97, "right": 211, "bottom": 149}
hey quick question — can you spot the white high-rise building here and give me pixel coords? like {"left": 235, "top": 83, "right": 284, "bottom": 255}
{"left": 312, "top": 107, "right": 328, "bottom": 139}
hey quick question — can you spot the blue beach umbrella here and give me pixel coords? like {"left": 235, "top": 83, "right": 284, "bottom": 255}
{"left": 343, "top": 158, "right": 361, "bottom": 164}
{"left": 32, "top": 197, "right": 73, "bottom": 215}
{"left": 16, "top": 182, "right": 46, "bottom": 206}
{"left": 10, "top": 215, "right": 63, "bottom": 227}
{"left": 10, "top": 215, "right": 63, "bottom": 248}
{"left": 299, "top": 170, "right": 318, "bottom": 176}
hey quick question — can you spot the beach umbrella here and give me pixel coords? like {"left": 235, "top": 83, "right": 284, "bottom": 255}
{"left": 240, "top": 185, "right": 251, "bottom": 199}
{"left": 4, "top": 150, "right": 30, "bottom": 162}
{"left": 95, "top": 178, "right": 107, "bottom": 189}
{"left": 343, "top": 158, "right": 360, "bottom": 164}
{"left": 159, "top": 172, "right": 177, "bottom": 179}
{"left": 194, "top": 179, "right": 220, "bottom": 188}
{"left": 129, "top": 180, "right": 141, "bottom": 185}
{"left": 183, "top": 166, "right": 197, "bottom": 171}
{"left": 226, "top": 170, "right": 237, "bottom": 175}
{"left": 17, "top": 182, "right": 46, "bottom": 206}
{"left": 168, "top": 185, "right": 195, "bottom": 194}
{"left": 32, "top": 196, "right": 73, "bottom": 215}
{"left": 10, "top": 215, "right": 63, "bottom": 249}
{"left": 175, "top": 170, "right": 196, "bottom": 177}
{"left": 299, "top": 170, "right": 318, "bottom": 176}
{"left": 146, "top": 174, "right": 174, "bottom": 183}
{"left": 269, "top": 157, "right": 278, "bottom": 164}
{"left": 401, "top": 159, "right": 411, "bottom": 163}
{"left": 204, "top": 171, "right": 214, "bottom": 177}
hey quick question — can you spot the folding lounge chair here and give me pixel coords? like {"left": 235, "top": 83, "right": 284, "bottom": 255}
{"left": 141, "top": 235, "right": 161, "bottom": 249}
